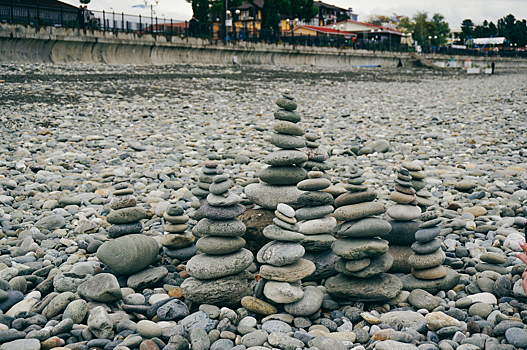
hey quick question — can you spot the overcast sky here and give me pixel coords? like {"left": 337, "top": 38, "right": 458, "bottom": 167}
{"left": 64, "top": 0, "right": 527, "bottom": 29}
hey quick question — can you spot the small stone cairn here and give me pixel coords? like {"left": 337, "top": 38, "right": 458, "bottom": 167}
{"left": 406, "top": 162, "right": 434, "bottom": 211}
{"left": 191, "top": 157, "right": 217, "bottom": 208}
{"left": 296, "top": 169, "right": 337, "bottom": 280}
{"left": 401, "top": 211, "right": 459, "bottom": 292}
{"left": 181, "top": 167, "right": 254, "bottom": 306}
{"left": 106, "top": 183, "right": 145, "bottom": 238}
{"left": 386, "top": 164, "right": 422, "bottom": 222}
{"left": 161, "top": 203, "right": 197, "bottom": 263}
{"left": 245, "top": 94, "right": 307, "bottom": 209}
{"left": 301, "top": 132, "right": 331, "bottom": 177}
{"left": 327, "top": 165, "right": 402, "bottom": 302}
{"left": 255, "top": 203, "right": 319, "bottom": 315}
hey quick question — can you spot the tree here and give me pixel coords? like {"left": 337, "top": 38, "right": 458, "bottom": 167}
{"left": 460, "top": 19, "right": 474, "bottom": 42}
{"left": 186, "top": 0, "right": 210, "bottom": 22}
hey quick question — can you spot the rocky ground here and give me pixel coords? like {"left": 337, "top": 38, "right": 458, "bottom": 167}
{"left": 0, "top": 63, "right": 526, "bottom": 350}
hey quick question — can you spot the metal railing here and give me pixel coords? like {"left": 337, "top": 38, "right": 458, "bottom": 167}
{"left": 1, "top": 1, "right": 525, "bottom": 58}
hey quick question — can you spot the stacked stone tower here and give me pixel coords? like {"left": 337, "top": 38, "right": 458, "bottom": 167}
{"left": 301, "top": 132, "right": 331, "bottom": 178}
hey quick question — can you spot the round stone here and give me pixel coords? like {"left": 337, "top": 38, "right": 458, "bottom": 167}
{"left": 505, "top": 327, "right": 527, "bottom": 348}
{"left": 259, "top": 259, "right": 316, "bottom": 282}
{"left": 106, "top": 207, "right": 147, "bottom": 224}
{"left": 402, "top": 161, "right": 422, "bottom": 171}
{"left": 196, "top": 236, "right": 246, "bottom": 255}
{"left": 161, "top": 232, "right": 195, "bottom": 249}
{"left": 277, "top": 203, "right": 295, "bottom": 218}
{"left": 166, "top": 205, "right": 185, "bottom": 216}
{"left": 411, "top": 238, "right": 441, "bottom": 254}
{"left": 241, "top": 296, "right": 277, "bottom": 315}
{"left": 414, "top": 226, "right": 441, "bottom": 243}
{"left": 269, "top": 133, "right": 306, "bottom": 149}
{"left": 333, "top": 202, "right": 387, "bottom": 222}
{"left": 411, "top": 266, "right": 448, "bottom": 280}
{"left": 194, "top": 218, "right": 246, "bottom": 237}
{"left": 257, "top": 241, "right": 305, "bottom": 267}
{"left": 298, "top": 217, "right": 336, "bottom": 235}
{"left": 264, "top": 150, "right": 309, "bottom": 166}
{"left": 263, "top": 281, "right": 304, "bottom": 304}
{"left": 276, "top": 99, "right": 297, "bottom": 111}
{"left": 263, "top": 225, "right": 305, "bottom": 242}
{"left": 273, "top": 121, "right": 304, "bottom": 136}
{"left": 284, "top": 286, "right": 324, "bottom": 316}
{"left": 163, "top": 214, "right": 189, "bottom": 224}
{"left": 390, "top": 191, "right": 417, "bottom": 204}
{"left": 300, "top": 234, "right": 336, "bottom": 252}
{"left": 327, "top": 273, "right": 403, "bottom": 302}
{"left": 97, "top": 234, "right": 159, "bottom": 275}
{"left": 331, "top": 238, "right": 389, "bottom": 259}
{"left": 186, "top": 248, "right": 253, "bottom": 280}
{"left": 386, "top": 204, "right": 421, "bottom": 221}
{"left": 297, "top": 178, "right": 331, "bottom": 191}
{"left": 164, "top": 224, "right": 188, "bottom": 233}
{"left": 333, "top": 217, "right": 392, "bottom": 238}
{"left": 408, "top": 248, "right": 446, "bottom": 269}
{"left": 137, "top": 320, "right": 162, "bottom": 338}
{"left": 209, "top": 180, "right": 232, "bottom": 195}
{"left": 259, "top": 166, "right": 308, "bottom": 185}
{"left": 295, "top": 205, "right": 334, "bottom": 221}
{"left": 275, "top": 210, "right": 297, "bottom": 224}
{"left": 334, "top": 189, "right": 377, "bottom": 208}
{"left": 297, "top": 191, "right": 334, "bottom": 207}
{"left": 207, "top": 193, "right": 241, "bottom": 207}
{"left": 199, "top": 203, "right": 246, "bottom": 220}
{"left": 274, "top": 109, "right": 301, "bottom": 123}
{"left": 302, "top": 147, "right": 329, "bottom": 162}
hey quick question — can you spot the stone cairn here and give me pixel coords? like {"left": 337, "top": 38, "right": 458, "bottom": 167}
{"left": 296, "top": 169, "right": 337, "bottom": 281}
{"left": 327, "top": 164, "right": 402, "bottom": 302}
{"left": 245, "top": 94, "right": 307, "bottom": 209}
{"left": 161, "top": 203, "right": 197, "bottom": 263}
{"left": 181, "top": 165, "right": 255, "bottom": 306}
{"left": 406, "top": 162, "right": 434, "bottom": 211}
{"left": 107, "top": 183, "right": 144, "bottom": 239}
{"left": 301, "top": 132, "right": 331, "bottom": 178}
{"left": 191, "top": 157, "right": 217, "bottom": 208}
{"left": 255, "top": 203, "right": 319, "bottom": 315}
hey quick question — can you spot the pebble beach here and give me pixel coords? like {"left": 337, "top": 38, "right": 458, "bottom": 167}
{"left": 0, "top": 63, "right": 526, "bottom": 350}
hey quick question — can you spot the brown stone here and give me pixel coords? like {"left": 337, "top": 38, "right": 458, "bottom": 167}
{"left": 41, "top": 336, "right": 61, "bottom": 350}
{"left": 395, "top": 184, "right": 416, "bottom": 195}
{"left": 411, "top": 266, "right": 448, "bottom": 280}
{"left": 239, "top": 208, "right": 274, "bottom": 255}
{"left": 241, "top": 296, "right": 277, "bottom": 315}
{"left": 259, "top": 259, "right": 316, "bottom": 282}
{"left": 168, "top": 288, "right": 183, "bottom": 298}
{"left": 463, "top": 206, "right": 487, "bottom": 217}
{"left": 371, "top": 329, "right": 395, "bottom": 341}
{"left": 140, "top": 339, "right": 160, "bottom": 350}
{"left": 388, "top": 245, "right": 413, "bottom": 273}
{"left": 334, "top": 189, "right": 377, "bottom": 208}
{"left": 390, "top": 191, "right": 417, "bottom": 204}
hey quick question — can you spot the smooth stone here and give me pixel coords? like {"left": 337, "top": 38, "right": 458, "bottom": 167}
{"left": 295, "top": 205, "right": 334, "bottom": 221}
{"left": 386, "top": 205, "right": 421, "bottom": 221}
{"left": 332, "top": 238, "right": 389, "bottom": 259}
{"left": 34, "top": 215, "right": 65, "bottom": 230}
{"left": 186, "top": 248, "right": 253, "bottom": 280}
{"left": 245, "top": 183, "right": 304, "bottom": 210}
{"left": 77, "top": 273, "right": 122, "bottom": 302}
{"left": 262, "top": 320, "right": 292, "bottom": 333}
{"left": 425, "top": 312, "right": 461, "bottom": 331}
{"left": 63, "top": 299, "right": 88, "bottom": 324}
{"left": 303, "top": 250, "right": 339, "bottom": 281}
{"left": 277, "top": 203, "right": 295, "bottom": 218}
{"left": 297, "top": 178, "right": 331, "bottom": 191}
{"left": 88, "top": 306, "right": 114, "bottom": 339}
{"left": 207, "top": 193, "right": 241, "bottom": 207}
{"left": 156, "top": 299, "right": 190, "bottom": 321}
{"left": 296, "top": 191, "right": 334, "bottom": 207}
{"left": 298, "top": 217, "right": 336, "bottom": 235}
{"left": 97, "top": 234, "right": 159, "bottom": 275}
{"left": 274, "top": 109, "right": 301, "bottom": 122}
{"left": 269, "top": 133, "right": 306, "bottom": 149}
{"left": 137, "top": 320, "right": 162, "bottom": 338}
{"left": 275, "top": 210, "right": 297, "bottom": 224}
{"left": 263, "top": 225, "right": 305, "bottom": 242}
{"left": 273, "top": 217, "right": 300, "bottom": 231}
{"left": 164, "top": 223, "right": 188, "bottom": 233}
{"left": 301, "top": 234, "right": 336, "bottom": 252}
{"left": 411, "top": 238, "right": 441, "bottom": 254}
{"left": 408, "top": 248, "right": 446, "bottom": 269}
{"left": 390, "top": 191, "right": 417, "bottom": 204}
{"left": 273, "top": 120, "right": 304, "bottom": 136}
{"left": 106, "top": 207, "right": 147, "bottom": 224}
{"left": 419, "top": 218, "right": 442, "bottom": 229}
{"left": 127, "top": 267, "right": 168, "bottom": 290}
{"left": 505, "top": 327, "right": 527, "bottom": 348}
{"left": 411, "top": 265, "right": 448, "bottom": 280}
{"left": 326, "top": 273, "right": 403, "bottom": 301}
{"left": 480, "top": 252, "right": 507, "bottom": 264}
{"left": 415, "top": 227, "right": 441, "bottom": 243}
{"left": 164, "top": 244, "right": 198, "bottom": 261}
{"left": 181, "top": 271, "right": 255, "bottom": 307}
{"left": 166, "top": 206, "right": 185, "bottom": 216}
{"left": 108, "top": 222, "right": 144, "bottom": 238}
{"left": 0, "top": 339, "right": 40, "bottom": 350}
{"left": 257, "top": 241, "right": 305, "bottom": 267}
{"left": 209, "top": 180, "right": 232, "bottom": 195}
{"left": 379, "top": 311, "right": 424, "bottom": 329}
{"left": 110, "top": 195, "right": 137, "bottom": 210}
{"left": 336, "top": 253, "right": 393, "bottom": 278}
{"left": 284, "top": 286, "right": 324, "bottom": 316}
{"left": 196, "top": 236, "right": 246, "bottom": 255}
{"left": 335, "top": 188, "right": 377, "bottom": 208}
{"left": 241, "top": 297, "right": 277, "bottom": 315}
{"left": 194, "top": 218, "right": 246, "bottom": 237}
{"left": 162, "top": 232, "right": 195, "bottom": 249}
{"left": 259, "top": 259, "right": 316, "bottom": 282}
{"left": 385, "top": 219, "right": 421, "bottom": 246}
{"left": 264, "top": 150, "right": 308, "bottom": 166}
{"left": 408, "top": 289, "right": 439, "bottom": 311}
{"left": 401, "top": 269, "right": 460, "bottom": 294}
{"left": 263, "top": 281, "right": 304, "bottom": 304}
{"left": 41, "top": 292, "right": 75, "bottom": 318}
{"left": 335, "top": 257, "right": 371, "bottom": 272}
{"left": 276, "top": 99, "right": 297, "bottom": 111}
{"left": 333, "top": 217, "right": 392, "bottom": 237}
{"left": 199, "top": 203, "right": 245, "bottom": 220}
{"left": 334, "top": 202, "right": 387, "bottom": 221}
{"left": 241, "top": 330, "right": 268, "bottom": 347}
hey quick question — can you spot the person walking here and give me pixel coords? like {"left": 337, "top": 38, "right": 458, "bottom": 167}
{"left": 83, "top": 5, "right": 91, "bottom": 29}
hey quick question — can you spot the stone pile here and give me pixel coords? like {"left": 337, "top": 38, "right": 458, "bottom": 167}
{"left": 407, "top": 162, "right": 434, "bottom": 210}
{"left": 401, "top": 211, "right": 460, "bottom": 293}
{"left": 181, "top": 169, "right": 255, "bottom": 306}
{"left": 191, "top": 158, "right": 218, "bottom": 208}
{"left": 296, "top": 169, "right": 338, "bottom": 281}
{"left": 301, "top": 131, "right": 330, "bottom": 178}
{"left": 386, "top": 163, "right": 422, "bottom": 222}
{"left": 161, "top": 203, "right": 197, "bottom": 263}
{"left": 255, "top": 203, "right": 320, "bottom": 315}
{"left": 245, "top": 94, "right": 307, "bottom": 209}
{"left": 106, "top": 183, "right": 145, "bottom": 239}
{"left": 327, "top": 164, "right": 402, "bottom": 301}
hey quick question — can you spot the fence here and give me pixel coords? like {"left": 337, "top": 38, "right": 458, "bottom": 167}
{"left": 1, "top": 1, "right": 526, "bottom": 58}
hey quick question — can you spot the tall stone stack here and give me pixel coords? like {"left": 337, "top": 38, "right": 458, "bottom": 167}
{"left": 257, "top": 203, "right": 319, "bottom": 314}
{"left": 245, "top": 94, "right": 307, "bottom": 210}
{"left": 326, "top": 165, "right": 402, "bottom": 302}
{"left": 191, "top": 158, "right": 219, "bottom": 208}
{"left": 296, "top": 169, "right": 337, "bottom": 280}
{"left": 301, "top": 132, "right": 331, "bottom": 179}
{"left": 386, "top": 164, "right": 422, "bottom": 222}
{"left": 181, "top": 170, "right": 255, "bottom": 306}
{"left": 106, "top": 183, "right": 145, "bottom": 238}
{"left": 405, "top": 161, "right": 434, "bottom": 211}
{"left": 401, "top": 211, "right": 459, "bottom": 293}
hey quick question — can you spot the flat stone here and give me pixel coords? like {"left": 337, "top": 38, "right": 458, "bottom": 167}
{"left": 408, "top": 248, "right": 446, "bottom": 269}
{"left": 385, "top": 219, "right": 421, "bottom": 246}
{"left": 411, "top": 265, "right": 448, "bottom": 280}
{"left": 386, "top": 204, "right": 421, "bottom": 221}
{"left": 196, "top": 236, "right": 246, "bottom": 255}
{"left": 245, "top": 183, "right": 305, "bottom": 210}
{"left": 106, "top": 207, "right": 146, "bottom": 224}
{"left": 326, "top": 273, "right": 403, "bottom": 302}
{"left": 0, "top": 339, "right": 40, "bottom": 350}
{"left": 207, "top": 193, "right": 241, "bottom": 207}
{"left": 275, "top": 210, "right": 297, "bottom": 224}
{"left": 277, "top": 203, "right": 295, "bottom": 218}
{"left": 411, "top": 238, "right": 441, "bottom": 254}
{"left": 335, "top": 257, "right": 370, "bottom": 272}
{"left": 264, "top": 281, "right": 304, "bottom": 304}
{"left": 108, "top": 221, "right": 144, "bottom": 238}
{"left": 298, "top": 217, "right": 336, "bottom": 235}
{"left": 269, "top": 133, "right": 306, "bottom": 149}
{"left": 194, "top": 218, "right": 246, "bottom": 237}
{"left": 208, "top": 180, "right": 231, "bottom": 195}
{"left": 264, "top": 150, "right": 308, "bottom": 166}
{"left": 273, "top": 120, "right": 304, "bottom": 136}
{"left": 110, "top": 195, "right": 137, "bottom": 210}
{"left": 419, "top": 217, "right": 442, "bottom": 228}
{"left": 297, "top": 191, "right": 334, "bottom": 207}
{"left": 336, "top": 253, "right": 393, "bottom": 278}
{"left": 263, "top": 225, "right": 305, "bottom": 242}
{"left": 276, "top": 99, "right": 297, "bottom": 111}
{"left": 186, "top": 248, "right": 253, "bottom": 280}
{"left": 333, "top": 202, "right": 387, "bottom": 221}
{"left": 34, "top": 215, "right": 65, "bottom": 230}
{"left": 401, "top": 269, "right": 460, "bottom": 294}
{"left": 332, "top": 238, "right": 389, "bottom": 259}
{"left": 414, "top": 226, "right": 441, "bottom": 243}
{"left": 97, "top": 234, "right": 159, "bottom": 275}
{"left": 77, "top": 273, "right": 122, "bottom": 302}
{"left": 199, "top": 203, "right": 245, "bottom": 220}
{"left": 425, "top": 312, "right": 461, "bottom": 331}
{"left": 127, "top": 267, "right": 168, "bottom": 290}
{"left": 295, "top": 205, "right": 334, "bottom": 221}
{"left": 297, "top": 178, "right": 331, "bottom": 191}
{"left": 274, "top": 109, "right": 301, "bottom": 122}
{"left": 390, "top": 191, "right": 417, "bottom": 204}
{"left": 301, "top": 234, "right": 336, "bottom": 252}
{"left": 241, "top": 296, "right": 277, "bottom": 315}
{"left": 164, "top": 223, "right": 188, "bottom": 233}
{"left": 333, "top": 217, "right": 392, "bottom": 237}
{"left": 257, "top": 241, "right": 305, "bottom": 267}
{"left": 259, "top": 259, "right": 316, "bottom": 282}
{"left": 480, "top": 252, "right": 507, "bottom": 264}
{"left": 260, "top": 166, "right": 308, "bottom": 185}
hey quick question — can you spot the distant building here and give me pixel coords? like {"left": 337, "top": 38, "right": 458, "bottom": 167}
{"left": 323, "top": 19, "right": 410, "bottom": 45}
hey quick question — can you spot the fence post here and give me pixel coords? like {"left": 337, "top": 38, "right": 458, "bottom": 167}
{"left": 121, "top": 12, "right": 124, "bottom": 31}
{"left": 112, "top": 11, "right": 115, "bottom": 30}
{"left": 139, "top": 14, "right": 141, "bottom": 32}
{"left": 60, "top": 5, "right": 63, "bottom": 27}
{"left": 10, "top": 0, "right": 13, "bottom": 23}
{"left": 151, "top": 15, "right": 153, "bottom": 34}
{"left": 103, "top": 10, "right": 105, "bottom": 31}
{"left": 171, "top": 18, "right": 173, "bottom": 36}
{"left": 155, "top": 17, "right": 158, "bottom": 35}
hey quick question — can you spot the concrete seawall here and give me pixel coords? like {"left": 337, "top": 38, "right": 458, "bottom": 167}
{"left": 1, "top": 22, "right": 526, "bottom": 69}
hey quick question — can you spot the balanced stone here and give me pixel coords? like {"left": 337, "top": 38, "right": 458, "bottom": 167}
{"left": 333, "top": 218, "right": 392, "bottom": 238}
{"left": 263, "top": 225, "right": 305, "bottom": 242}
{"left": 276, "top": 98, "right": 297, "bottom": 111}
{"left": 110, "top": 195, "right": 137, "bottom": 210}
{"left": 408, "top": 248, "right": 446, "bottom": 269}
{"left": 296, "top": 178, "right": 331, "bottom": 191}
{"left": 331, "top": 238, "right": 389, "bottom": 259}
{"left": 411, "top": 266, "right": 448, "bottom": 280}
{"left": 277, "top": 203, "right": 295, "bottom": 217}
{"left": 259, "top": 259, "right": 316, "bottom": 282}
{"left": 327, "top": 273, "right": 403, "bottom": 301}
{"left": 273, "top": 218, "right": 300, "bottom": 231}
{"left": 108, "top": 222, "right": 143, "bottom": 238}
{"left": 333, "top": 202, "right": 387, "bottom": 221}
{"left": 414, "top": 226, "right": 441, "bottom": 243}
{"left": 283, "top": 286, "right": 324, "bottom": 316}
{"left": 207, "top": 193, "right": 241, "bottom": 207}
{"left": 264, "top": 150, "right": 309, "bottom": 166}
{"left": 298, "top": 217, "right": 337, "bottom": 235}
{"left": 334, "top": 189, "right": 377, "bottom": 208}
{"left": 245, "top": 183, "right": 304, "bottom": 210}
{"left": 259, "top": 166, "right": 308, "bottom": 185}
{"left": 336, "top": 253, "right": 393, "bottom": 278}
{"left": 199, "top": 203, "right": 245, "bottom": 220}
{"left": 273, "top": 121, "right": 304, "bottom": 136}
{"left": 386, "top": 204, "right": 421, "bottom": 221}
{"left": 297, "top": 191, "right": 334, "bottom": 207}
{"left": 193, "top": 218, "right": 246, "bottom": 237}
{"left": 164, "top": 214, "right": 190, "bottom": 224}
{"left": 401, "top": 269, "right": 460, "bottom": 294}
{"left": 106, "top": 207, "right": 146, "bottom": 224}
{"left": 335, "top": 257, "right": 371, "bottom": 272}
{"left": 257, "top": 241, "right": 305, "bottom": 267}
{"left": 209, "top": 181, "right": 231, "bottom": 195}
{"left": 295, "top": 205, "right": 334, "bottom": 221}
{"left": 269, "top": 133, "right": 306, "bottom": 149}
{"left": 196, "top": 236, "right": 246, "bottom": 255}
{"left": 186, "top": 249, "right": 253, "bottom": 280}
{"left": 411, "top": 238, "right": 441, "bottom": 254}
{"left": 390, "top": 191, "right": 417, "bottom": 204}
{"left": 274, "top": 110, "right": 301, "bottom": 123}
{"left": 300, "top": 234, "right": 336, "bottom": 252}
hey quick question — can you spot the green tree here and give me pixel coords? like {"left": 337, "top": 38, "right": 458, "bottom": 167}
{"left": 460, "top": 19, "right": 474, "bottom": 42}
{"left": 186, "top": 0, "right": 210, "bottom": 22}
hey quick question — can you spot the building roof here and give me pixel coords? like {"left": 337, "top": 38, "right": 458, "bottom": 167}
{"left": 233, "top": 0, "right": 264, "bottom": 10}
{"left": 313, "top": 1, "right": 347, "bottom": 11}
{"left": 291, "top": 24, "right": 356, "bottom": 36}
{"left": 327, "top": 19, "right": 405, "bottom": 34}
{"left": 16, "top": 0, "right": 78, "bottom": 9}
